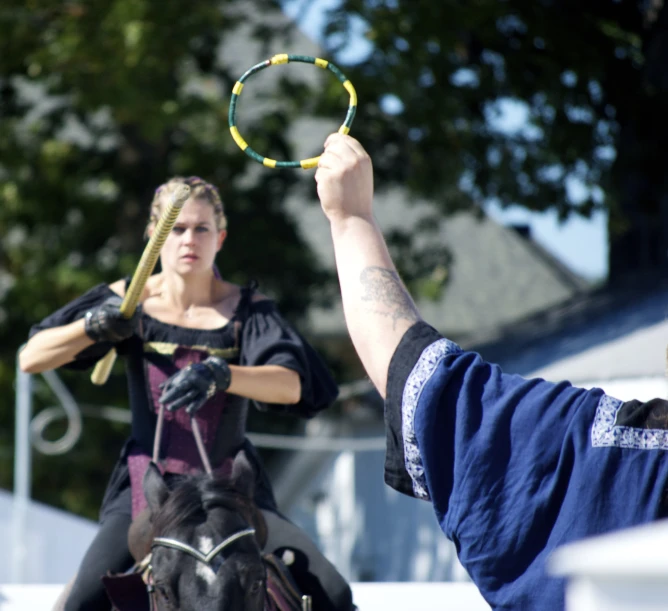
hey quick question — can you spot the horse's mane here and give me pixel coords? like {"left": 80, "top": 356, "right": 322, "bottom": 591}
{"left": 152, "top": 474, "right": 247, "bottom": 537}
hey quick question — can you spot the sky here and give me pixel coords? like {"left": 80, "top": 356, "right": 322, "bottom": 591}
{"left": 282, "top": 0, "right": 609, "bottom": 282}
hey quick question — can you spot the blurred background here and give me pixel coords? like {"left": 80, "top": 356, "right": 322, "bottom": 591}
{"left": 4, "top": 0, "right": 668, "bottom": 587}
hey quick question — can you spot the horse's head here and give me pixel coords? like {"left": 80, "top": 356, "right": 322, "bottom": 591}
{"left": 139, "top": 452, "right": 268, "bottom": 610}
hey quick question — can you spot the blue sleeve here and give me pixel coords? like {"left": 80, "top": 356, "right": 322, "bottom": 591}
{"left": 385, "top": 321, "right": 605, "bottom": 533}
{"left": 413, "top": 343, "right": 600, "bottom": 531}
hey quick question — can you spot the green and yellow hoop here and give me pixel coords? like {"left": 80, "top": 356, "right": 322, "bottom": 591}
{"left": 229, "top": 54, "right": 357, "bottom": 169}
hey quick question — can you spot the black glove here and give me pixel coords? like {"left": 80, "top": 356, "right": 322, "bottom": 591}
{"left": 159, "top": 356, "right": 232, "bottom": 415}
{"left": 84, "top": 295, "right": 141, "bottom": 343}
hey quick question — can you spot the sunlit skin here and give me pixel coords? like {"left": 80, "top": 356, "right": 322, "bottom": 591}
{"left": 124, "top": 196, "right": 231, "bottom": 331}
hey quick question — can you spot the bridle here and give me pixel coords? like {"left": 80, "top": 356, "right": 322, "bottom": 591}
{"left": 146, "top": 527, "right": 257, "bottom": 610}
{"left": 144, "top": 403, "right": 258, "bottom": 610}
{"left": 152, "top": 527, "right": 256, "bottom": 566}
{"left": 143, "top": 399, "right": 314, "bottom": 611}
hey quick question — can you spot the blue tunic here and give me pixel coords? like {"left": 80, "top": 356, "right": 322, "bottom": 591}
{"left": 384, "top": 322, "right": 668, "bottom": 610}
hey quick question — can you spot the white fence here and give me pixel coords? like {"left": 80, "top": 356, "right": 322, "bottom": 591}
{"left": 0, "top": 583, "right": 490, "bottom": 611}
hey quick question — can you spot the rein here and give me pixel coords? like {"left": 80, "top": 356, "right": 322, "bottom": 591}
{"left": 153, "top": 401, "right": 212, "bottom": 474}
{"left": 145, "top": 402, "right": 255, "bottom": 609}
{"left": 152, "top": 527, "right": 256, "bottom": 566}
{"left": 144, "top": 402, "right": 312, "bottom": 610}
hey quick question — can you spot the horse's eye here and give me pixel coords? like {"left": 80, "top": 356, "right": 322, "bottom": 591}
{"left": 155, "top": 583, "right": 174, "bottom": 604}
{"left": 250, "top": 579, "right": 263, "bottom": 595}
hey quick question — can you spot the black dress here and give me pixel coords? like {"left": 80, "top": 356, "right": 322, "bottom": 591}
{"left": 31, "top": 281, "right": 337, "bottom": 515}
{"left": 30, "top": 281, "right": 353, "bottom": 611}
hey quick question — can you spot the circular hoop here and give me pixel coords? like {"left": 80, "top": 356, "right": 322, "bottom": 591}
{"left": 228, "top": 54, "right": 357, "bottom": 169}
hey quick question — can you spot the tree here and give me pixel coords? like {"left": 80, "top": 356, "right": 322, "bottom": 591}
{"left": 317, "top": 0, "right": 668, "bottom": 281}
{"left": 5, "top": 0, "right": 666, "bottom": 519}
{"left": 0, "top": 0, "right": 332, "bottom": 518}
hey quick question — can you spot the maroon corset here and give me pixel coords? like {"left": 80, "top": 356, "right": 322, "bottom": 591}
{"left": 128, "top": 346, "right": 232, "bottom": 517}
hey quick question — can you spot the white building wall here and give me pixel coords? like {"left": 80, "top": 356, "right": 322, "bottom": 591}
{"left": 0, "top": 490, "right": 97, "bottom": 584}
{"left": 286, "top": 449, "right": 469, "bottom": 583}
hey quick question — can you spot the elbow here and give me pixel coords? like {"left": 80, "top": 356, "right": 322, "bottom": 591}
{"left": 18, "top": 351, "right": 42, "bottom": 375}
{"left": 283, "top": 384, "right": 301, "bottom": 405}
{"left": 18, "top": 342, "right": 49, "bottom": 375}
{"left": 282, "top": 374, "right": 302, "bottom": 405}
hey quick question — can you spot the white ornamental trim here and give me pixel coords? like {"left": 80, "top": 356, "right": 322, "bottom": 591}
{"left": 591, "top": 393, "right": 668, "bottom": 449}
{"left": 401, "top": 338, "right": 462, "bottom": 500}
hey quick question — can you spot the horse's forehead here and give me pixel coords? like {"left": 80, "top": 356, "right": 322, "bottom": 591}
{"left": 161, "top": 532, "right": 222, "bottom": 600}
{"left": 207, "top": 508, "right": 254, "bottom": 542}
{"left": 177, "top": 535, "right": 261, "bottom": 607}
{"left": 152, "top": 509, "right": 264, "bottom": 604}
{"left": 194, "top": 535, "right": 218, "bottom": 587}
{"left": 176, "top": 510, "right": 236, "bottom": 538}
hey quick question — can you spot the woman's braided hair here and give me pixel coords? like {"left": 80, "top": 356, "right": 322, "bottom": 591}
{"left": 146, "top": 176, "right": 227, "bottom": 237}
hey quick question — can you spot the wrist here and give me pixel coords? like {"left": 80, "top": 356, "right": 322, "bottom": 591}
{"left": 84, "top": 310, "right": 103, "bottom": 342}
{"left": 204, "top": 356, "right": 231, "bottom": 392}
{"left": 328, "top": 213, "right": 377, "bottom": 236}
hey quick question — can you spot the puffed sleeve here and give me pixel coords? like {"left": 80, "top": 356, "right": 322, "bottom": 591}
{"left": 28, "top": 283, "right": 121, "bottom": 371}
{"left": 239, "top": 299, "right": 339, "bottom": 417}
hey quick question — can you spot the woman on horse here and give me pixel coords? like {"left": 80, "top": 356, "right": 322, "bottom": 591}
{"left": 20, "top": 176, "right": 355, "bottom": 611}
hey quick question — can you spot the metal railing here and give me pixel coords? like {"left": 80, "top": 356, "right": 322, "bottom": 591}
{"left": 12, "top": 358, "right": 383, "bottom": 501}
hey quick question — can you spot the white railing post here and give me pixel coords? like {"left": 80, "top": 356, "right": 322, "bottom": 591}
{"left": 11, "top": 355, "right": 33, "bottom": 582}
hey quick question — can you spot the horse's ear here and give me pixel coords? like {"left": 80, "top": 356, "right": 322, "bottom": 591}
{"left": 128, "top": 509, "right": 154, "bottom": 563}
{"left": 230, "top": 450, "right": 255, "bottom": 499}
{"left": 143, "top": 461, "right": 169, "bottom": 514}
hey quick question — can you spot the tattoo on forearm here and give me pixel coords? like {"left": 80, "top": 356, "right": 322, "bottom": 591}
{"left": 360, "top": 267, "right": 420, "bottom": 328}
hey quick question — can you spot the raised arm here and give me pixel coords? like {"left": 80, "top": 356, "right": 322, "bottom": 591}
{"left": 315, "top": 134, "right": 422, "bottom": 397}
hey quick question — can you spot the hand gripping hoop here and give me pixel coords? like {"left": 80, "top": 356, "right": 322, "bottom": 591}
{"left": 229, "top": 54, "right": 357, "bottom": 169}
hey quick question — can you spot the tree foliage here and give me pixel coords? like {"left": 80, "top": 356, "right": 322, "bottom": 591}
{"left": 317, "top": 0, "right": 668, "bottom": 278}
{"left": 5, "top": 0, "right": 668, "bottom": 519}
{"left": 0, "top": 0, "right": 332, "bottom": 518}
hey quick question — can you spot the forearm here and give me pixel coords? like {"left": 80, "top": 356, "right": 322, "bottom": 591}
{"left": 19, "top": 319, "right": 95, "bottom": 374}
{"left": 227, "top": 364, "right": 301, "bottom": 405}
{"left": 329, "top": 215, "right": 421, "bottom": 398}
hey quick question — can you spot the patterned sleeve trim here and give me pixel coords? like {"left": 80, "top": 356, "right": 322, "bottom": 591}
{"left": 592, "top": 394, "right": 668, "bottom": 450}
{"left": 402, "top": 337, "right": 462, "bottom": 500}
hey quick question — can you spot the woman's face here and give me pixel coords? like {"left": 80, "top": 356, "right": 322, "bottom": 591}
{"left": 156, "top": 197, "right": 226, "bottom": 276}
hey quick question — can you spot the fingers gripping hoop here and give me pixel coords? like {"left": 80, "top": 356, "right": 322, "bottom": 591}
{"left": 229, "top": 54, "right": 357, "bottom": 169}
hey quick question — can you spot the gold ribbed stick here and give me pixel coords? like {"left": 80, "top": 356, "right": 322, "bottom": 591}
{"left": 91, "top": 184, "right": 191, "bottom": 385}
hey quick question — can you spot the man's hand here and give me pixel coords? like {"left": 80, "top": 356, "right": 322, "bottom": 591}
{"left": 159, "top": 356, "right": 231, "bottom": 415}
{"left": 84, "top": 295, "right": 141, "bottom": 343}
{"left": 315, "top": 133, "right": 374, "bottom": 223}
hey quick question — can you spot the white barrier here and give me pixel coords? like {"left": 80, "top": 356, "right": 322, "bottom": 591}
{"left": 0, "top": 582, "right": 490, "bottom": 611}
{"left": 0, "top": 585, "right": 63, "bottom": 611}
{"left": 0, "top": 490, "right": 98, "bottom": 585}
{"left": 351, "top": 582, "right": 490, "bottom": 610}
{"left": 549, "top": 518, "right": 668, "bottom": 611}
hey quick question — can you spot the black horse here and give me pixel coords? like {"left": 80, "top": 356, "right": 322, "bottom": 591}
{"left": 105, "top": 451, "right": 304, "bottom": 611}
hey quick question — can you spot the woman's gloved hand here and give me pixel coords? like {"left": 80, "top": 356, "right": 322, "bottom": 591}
{"left": 84, "top": 295, "right": 141, "bottom": 343}
{"left": 159, "top": 356, "right": 232, "bottom": 415}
